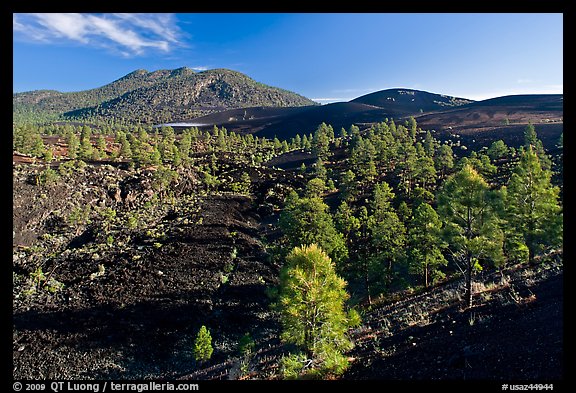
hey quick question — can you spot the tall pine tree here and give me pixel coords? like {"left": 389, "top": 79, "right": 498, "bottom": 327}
{"left": 438, "top": 165, "right": 504, "bottom": 307}
{"left": 277, "top": 244, "right": 356, "bottom": 376}
{"left": 408, "top": 203, "right": 447, "bottom": 287}
{"left": 279, "top": 191, "right": 348, "bottom": 265}
{"left": 504, "top": 146, "right": 562, "bottom": 262}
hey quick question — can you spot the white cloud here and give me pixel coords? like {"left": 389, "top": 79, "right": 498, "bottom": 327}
{"left": 191, "top": 66, "right": 209, "bottom": 72}
{"left": 112, "top": 13, "right": 179, "bottom": 43}
{"left": 13, "top": 13, "right": 182, "bottom": 56}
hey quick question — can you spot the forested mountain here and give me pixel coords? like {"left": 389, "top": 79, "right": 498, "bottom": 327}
{"left": 13, "top": 68, "right": 317, "bottom": 124}
{"left": 13, "top": 69, "right": 176, "bottom": 120}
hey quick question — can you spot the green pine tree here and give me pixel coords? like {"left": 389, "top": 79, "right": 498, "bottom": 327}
{"left": 435, "top": 144, "right": 454, "bottom": 179}
{"left": 487, "top": 140, "right": 509, "bottom": 161}
{"left": 67, "top": 132, "right": 79, "bottom": 159}
{"left": 408, "top": 203, "right": 447, "bottom": 287}
{"left": 193, "top": 325, "right": 213, "bottom": 364}
{"left": 368, "top": 182, "right": 406, "bottom": 296}
{"left": 277, "top": 244, "right": 357, "bottom": 377}
{"left": 312, "top": 123, "right": 331, "bottom": 160}
{"left": 279, "top": 191, "right": 348, "bottom": 265}
{"left": 438, "top": 165, "right": 504, "bottom": 307}
{"left": 504, "top": 146, "right": 562, "bottom": 262}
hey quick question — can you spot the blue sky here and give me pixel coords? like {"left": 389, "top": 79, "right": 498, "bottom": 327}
{"left": 13, "top": 13, "right": 563, "bottom": 102}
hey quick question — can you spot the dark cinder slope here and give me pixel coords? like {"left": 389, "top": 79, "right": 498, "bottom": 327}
{"left": 415, "top": 94, "right": 563, "bottom": 129}
{"left": 174, "top": 89, "right": 476, "bottom": 139}
{"left": 415, "top": 94, "right": 563, "bottom": 151}
{"left": 174, "top": 101, "right": 394, "bottom": 139}
{"left": 351, "top": 88, "right": 473, "bottom": 114}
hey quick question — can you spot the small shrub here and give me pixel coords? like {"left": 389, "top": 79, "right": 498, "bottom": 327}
{"left": 224, "top": 262, "right": 235, "bottom": 273}
{"left": 38, "top": 168, "right": 59, "bottom": 185}
{"left": 126, "top": 212, "right": 139, "bottom": 230}
{"left": 238, "top": 333, "right": 255, "bottom": 356}
{"left": 58, "top": 160, "right": 76, "bottom": 176}
{"left": 90, "top": 264, "right": 106, "bottom": 280}
{"left": 26, "top": 267, "right": 64, "bottom": 294}
{"left": 281, "top": 352, "right": 309, "bottom": 379}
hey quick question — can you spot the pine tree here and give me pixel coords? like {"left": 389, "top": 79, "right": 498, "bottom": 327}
{"left": 279, "top": 192, "right": 348, "bottom": 265}
{"left": 313, "top": 159, "right": 327, "bottom": 181}
{"left": 305, "top": 178, "right": 326, "bottom": 198}
{"left": 408, "top": 116, "right": 418, "bottom": 141}
{"left": 396, "top": 141, "right": 418, "bottom": 197}
{"left": 487, "top": 140, "right": 509, "bottom": 161}
{"left": 408, "top": 203, "right": 447, "bottom": 287}
{"left": 414, "top": 154, "right": 437, "bottom": 191}
{"left": 67, "top": 132, "right": 79, "bottom": 160}
{"left": 524, "top": 123, "right": 538, "bottom": 148}
{"left": 302, "top": 134, "right": 311, "bottom": 150}
{"left": 435, "top": 144, "right": 454, "bottom": 179}
{"left": 277, "top": 244, "right": 356, "bottom": 376}
{"left": 43, "top": 148, "right": 53, "bottom": 162}
{"left": 193, "top": 325, "right": 213, "bottom": 364}
{"left": 438, "top": 165, "right": 504, "bottom": 307}
{"left": 349, "top": 124, "right": 361, "bottom": 149}
{"left": 172, "top": 145, "right": 182, "bottom": 166}
{"left": 138, "top": 128, "right": 149, "bottom": 144}
{"left": 504, "top": 146, "right": 562, "bottom": 262}
{"left": 273, "top": 137, "right": 282, "bottom": 151}
{"left": 96, "top": 135, "right": 107, "bottom": 159}
{"left": 150, "top": 145, "right": 162, "bottom": 165}
{"left": 179, "top": 130, "right": 192, "bottom": 160}
{"left": 339, "top": 170, "right": 358, "bottom": 203}
{"left": 369, "top": 182, "right": 406, "bottom": 295}
{"left": 423, "top": 130, "right": 435, "bottom": 156}
{"left": 294, "top": 134, "right": 302, "bottom": 149}
{"left": 80, "top": 125, "right": 92, "bottom": 141}
{"left": 397, "top": 201, "right": 412, "bottom": 224}
{"left": 79, "top": 136, "right": 93, "bottom": 161}
{"left": 334, "top": 201, "right": 360, "bottom": 241}
{"left": 119, "top": 136, "right": 132, "bottom": 159}
{"left": 312, "top": 123, "right": 331, "bottom": 160}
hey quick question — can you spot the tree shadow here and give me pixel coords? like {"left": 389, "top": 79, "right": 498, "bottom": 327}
{"left": 13, "top": 281, "right": 277, "bottom": 380}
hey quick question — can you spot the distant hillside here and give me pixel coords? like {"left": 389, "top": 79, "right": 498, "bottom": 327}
{"left": 13, "top": 68, "right": 317, "bottom": 124}
{"left": 415, "top": 94, "right": 563, "bottom": 151}
{"left": 415, "top": 94, "right": 563, "bottom": 130}
{"left": 168, "top": 92, "right": 562, "bottom": 149}
{"left": 462, "top": 94, "right": 563, "bottom": 111}
{"left": 181, "top": 101, "right": 394, "bottom": 139}
{"left": 351, "top": 88, "right": 473, "bottom": 114}
{"left": 169, "top": 90, "right": 475, "bottom": 139}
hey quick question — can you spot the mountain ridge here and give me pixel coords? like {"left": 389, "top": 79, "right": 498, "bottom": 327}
{"left": 13, "top": 68, "right": 318, "bottom": 124}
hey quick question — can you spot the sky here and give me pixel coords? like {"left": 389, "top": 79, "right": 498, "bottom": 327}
{"left": 13, "top": 13, "right": 563, "bottom": 103}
